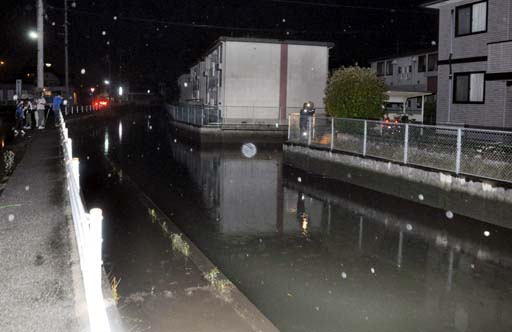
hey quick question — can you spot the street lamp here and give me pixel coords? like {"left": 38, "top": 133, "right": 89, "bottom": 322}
{"left": 104, "top": 80, "right": 110, "bottom": 85}
{"left": 28, "top": 30, "right": 38, "bottom": 39}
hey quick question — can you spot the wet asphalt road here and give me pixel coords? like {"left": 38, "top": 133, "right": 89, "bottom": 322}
{"left": 70, "top": 107, "right": 512, "bottom": 332}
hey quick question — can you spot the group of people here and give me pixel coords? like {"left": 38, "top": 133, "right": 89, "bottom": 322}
{"left": 14, "top": 93, "right": 64, "bottom": 137}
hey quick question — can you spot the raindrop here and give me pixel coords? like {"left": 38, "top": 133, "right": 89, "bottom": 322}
{"left": 370, "top": 267, "right": 375, "bottom": 274}
{"left": 148, "top": 115, "right": 152, "bottom": 119}
{"left": 8, "top": 214, "right": 14, "bottom": 222}
{"left": 113, "top": 16, "right": 118, "bottom": 20}
{"left": 132, "top": 121, "right": 136, "bottom": 125}
{"left": 86, "top": 156, "right": 90, "bottom": 160}
{"left": 102, "top": 30, "right": 107, "bottom": 36}
{"left": 174, "top": 139, "right": 177, "bottom": 143}
{"left": 282, "top": 18, "right": 286, "bottom": 23}
{"left": 406, "top": 224, "right": 413, "bottom": 231}
{"left": 275, "top": 123, "right": 279, "bottom": 128}
{"left": 107, "top": 173, "right": 112, "bottom": 178}
{"left": 297, "top": 177, "right": 302, "bottom": 183}
{"left": 149, "top": 125, "right": 153, "bottom": 130}
{"left": 106, "top": 41, "right": 110, "bottom": 46}
{"left": 25, "top": 186, "right": 30, "bottom": 191}
{"left": 315, "top": 306, "right": 320, "bottom": 311}
{"left": 157, "top": 147, "right": 160, "bottom": 151}
{"left": 51, "top": 21, "right": 56, "bottom": 26}
{"left": 418, "top": 194, "right": 424, "bottom": 201}
{"left": 341, "top": 272, "right": 347, "bottom": 279}
{"left": 471, "top": 264, "right": 475, "bottom": 269}
{"left": 483, "top": 230, "right": 490, "bottom": 237}
{"left": 189, "top": 148, "right": 193, "bottom": 152}
{"left": 446, "top": 211, "right": 454, "bottom": 219}
{"left": 241, "top": 143, "right": 257, "bottom": 158}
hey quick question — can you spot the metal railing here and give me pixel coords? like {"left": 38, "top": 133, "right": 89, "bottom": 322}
{"left": 288, "top": 114, "right": 512, "bottom": 183}
{"left": 59, "top": 113, "right": 111, "bottom": 332}
{"left": 168, "top": 104, "right": 325, "bottom": 126}
{"left": 63, "top": 104, "right": 98, "bottom": 116}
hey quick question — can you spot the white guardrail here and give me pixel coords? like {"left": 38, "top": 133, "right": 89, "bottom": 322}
{"left": 59, "top": 112, "right": 111, "bottom": 332}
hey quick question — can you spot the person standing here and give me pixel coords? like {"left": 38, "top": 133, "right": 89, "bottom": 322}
{"left": 51, "top": 93, "right": 64, "bottom": 127}
{"left": 35, "top": 93, "right": 46, "bottom": 129}
{"left": 14, "top": 101, "right": 26, "bottom": 137}
{"left": 25, "top": 99, "right": 36, "bottom": 129}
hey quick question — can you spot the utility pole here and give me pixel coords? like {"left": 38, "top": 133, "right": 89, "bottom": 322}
{"left": 37, "top": 0, "right": 44, "bottom": 91}
{"left": 64, "top": 0, "right": 70, "bottom": 100}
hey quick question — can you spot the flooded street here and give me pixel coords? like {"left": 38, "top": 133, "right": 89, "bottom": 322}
{"left": 71, "top": 108, "right": 512, "bottom": 332}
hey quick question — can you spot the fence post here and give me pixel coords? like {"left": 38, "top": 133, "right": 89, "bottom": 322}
{"left": 201, "top": 107, "right": 204, "bottom": 126}
{"left": 330, "top": 117, "right": 335, "bottom": 151}
{"left": 72, "top": 158, "right": 80, "bottom": 190}
{"left": 455, "top": 128, "right": 462, "bottom": 174}
{"left": 307, "top": 118, "right": 312, "bottom": 146}
{"left": 363, "top": 120, "right": 368, "bottom": 156}
{"left": 66, "top": 138, "right": 73, "bottom": 160}
{"left": 403, "top": 124, "right": 409, "bottom": 164}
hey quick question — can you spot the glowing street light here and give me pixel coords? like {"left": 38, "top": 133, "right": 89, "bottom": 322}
{"left": 45, "top": 63, "right": 52, "bottom": 68}
{"left": 147, "top": 89, "right": 151, "bottom": 94}
{"left": 28, "top": 30, "right": 38, "bottom": 40}
{"left": 118, "top": 86, "right": 123, "bottom": 96}
{"left": 0, "top": 60, "right": 5, "bottom": 65}
{"left": 80, "top": 68, "right": 86, "bottom": 75}
{"left": 90, "top": 87, "right": 96, "bottom": 93}
{"left": 104, "top": 80, "right": 110, "bottom": 85}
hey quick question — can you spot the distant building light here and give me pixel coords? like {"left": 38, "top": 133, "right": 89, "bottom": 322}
{"left": 104, "top": 80, "right": 110, "bottom": 85}
{"left": 45, "top": 63, "right": 52, "bottom": 68}
{"left": 118, "top": 86, "right": 123, "bottom": 96}
{"left": 147, "top": 89, "right": 151, "bottom": 94}
{"left": 81, "top": 68, "right": 86, "bottom": 75}
{"left": 184, "top": 82, "right": 188, "bottom": 88}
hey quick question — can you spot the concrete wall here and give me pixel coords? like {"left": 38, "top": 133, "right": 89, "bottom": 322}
{"left": 223, "top": 41, "right": 281, "bottom": 119}
{"left": 286, "top": 45, "right": 329, "bottom": 113}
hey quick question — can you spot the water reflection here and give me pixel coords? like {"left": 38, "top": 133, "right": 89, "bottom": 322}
{"left": 165, "top": 140, "right": 512, "bottom": 332}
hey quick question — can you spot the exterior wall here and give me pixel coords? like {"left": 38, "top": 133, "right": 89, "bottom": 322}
{"left": 435, "top": 0, "right": 512, "bottom": 128}
{"left": 223, "top": 41, "right": 281, "bottom": 119}
{"left": 286, "top": 45, "right": 329, "bottom": 113}
{"left": 371, "top": 53, "right": 438, "bottom": 92}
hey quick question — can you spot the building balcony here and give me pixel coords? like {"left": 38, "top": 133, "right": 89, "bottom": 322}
{"left": 487, "top": 40, "right": 512, "bottom": 76}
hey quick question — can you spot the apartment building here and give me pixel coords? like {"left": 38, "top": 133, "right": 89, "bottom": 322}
{"left": 180, "top": 37, "right": 333, "bottom": 122}
{"left": 425, "top": 0, "right": 512, "bottom": 128}
{"left": 370, "top": 49, "right": 438, "bottom": 121}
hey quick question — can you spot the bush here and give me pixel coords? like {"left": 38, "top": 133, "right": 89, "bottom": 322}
{"left": 325, "top": 66, "right": 387, "bottom": 119}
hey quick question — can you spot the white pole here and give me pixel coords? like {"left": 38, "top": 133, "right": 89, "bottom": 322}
{"left": 330, "top": 117, "right": 335, "bottom": 151}
{"left": 455, "top": 128, "right": 462, "bottom": 174}
{"left": 421, "top": 95, "right": 425, "bottom": 123}
{"left": 404, "top": 124, "right": 409, "bottom": 164}
{"left": 72, "top": 158, "right": 80, "bottom": 190}
{"left": 37, "top": 0, "right": 44, "bottom": 90}
{"left": 363, "top": 120, "right": 368, "bottom": 156}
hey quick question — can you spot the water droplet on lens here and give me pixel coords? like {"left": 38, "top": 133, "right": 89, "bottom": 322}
{"left": 341, "top": 272, "right": 347, "bottom": 279}
{"left": 8, "top": 214, "right": 14, "bottom": 222}
{"left": 483, "top": 230, "right": 490, "bottom": 237}
{"left": 25, "top": 186, "right": 30, "bottom": 191}
{"left": 297, "top": 177, "right": 302, "bottom": 183}
{"left": 418, "top": 194, "right": 424, "bottom": 201}
{"left": 406, "top": 224, "right": 413, "bottom": 231}
{"left": 446, "top": 211, "right": 454, "bottom": 219}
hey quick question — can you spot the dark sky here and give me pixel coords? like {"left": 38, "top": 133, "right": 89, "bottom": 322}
{"left": 0, "top": 0, "right": 437, "bottom": 92}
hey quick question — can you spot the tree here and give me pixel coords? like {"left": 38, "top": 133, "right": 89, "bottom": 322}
{"left": 324, "top": 66, "right": 387, "bottom": 119}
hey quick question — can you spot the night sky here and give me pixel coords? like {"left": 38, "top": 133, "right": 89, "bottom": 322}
{"left": 0, "top": 0, "right": 437, "bottom": 95}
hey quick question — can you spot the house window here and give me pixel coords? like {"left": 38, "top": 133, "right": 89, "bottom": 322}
{"left": 453, "top": 72, "right": 485, "bottom": 103}
{"left": 456, "top": 1, "right": 487, "bottom": 37}
{"left": 398, "top": 67, "right": 402, "bottom": 74}
{"left": 377, "top": 62, "right": 385, "bottom": 76}
{"left": 428, "top": 53, "right": 438, "bottom": 72}
{"left": 418, "top": 55, "right": 426, "bottom": 73}
{"left": 386, "top": 61, "right": 393, "bottom": 76}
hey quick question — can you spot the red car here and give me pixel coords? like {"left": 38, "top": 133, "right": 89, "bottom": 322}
{"left": 93, "top": 97, "right": 109, "bottom": 110}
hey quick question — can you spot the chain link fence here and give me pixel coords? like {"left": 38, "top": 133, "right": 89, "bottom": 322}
{"left": 288, "top": 113, "right": 512, "bottom": 184}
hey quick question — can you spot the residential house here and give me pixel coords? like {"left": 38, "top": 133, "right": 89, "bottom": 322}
{"left": 370, "top": 49, "right": 438, "bottom": 122}
{"left": 425, "top": 0, "right": 512, "bottom": 129}
{"left": 181, "top": 37, "right": 333, "bottom": 123}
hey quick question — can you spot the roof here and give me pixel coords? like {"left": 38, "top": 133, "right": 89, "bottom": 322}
{"left": 385, "top": 90, "right": 433, "bottom": 103}
{"left": 369, "top": 47, "right": 438, "bottom": 63}
{"left": 422, "top": 0, "right": 467, "bottom": 9}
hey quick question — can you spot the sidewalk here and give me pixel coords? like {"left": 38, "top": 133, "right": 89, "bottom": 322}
{"left": 0, "top": 128, "right": 88, "bottom": 331}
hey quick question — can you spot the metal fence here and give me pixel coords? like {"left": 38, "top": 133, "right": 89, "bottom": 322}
{"left": 168, "top": 104, "right": 325, "bottom": 126}
{"left": 288, "top": 114, "right": 512, "bottom": 184}
{"left": 59, "top": 114, "right": 111, "bottom": 332}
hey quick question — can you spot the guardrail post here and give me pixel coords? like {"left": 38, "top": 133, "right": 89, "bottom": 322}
{"left": 330, "top": 117, "right": 335, "bottom": 151}
{"left": 72, "top": 158, "right": 80, "bottom": 190}
{"left": 455, "top": 128, "right": 462, "bottom": 174}
{"left": 307, "top": 118, "right": 312, "bottom": 146}
{"left": 403, "top": 124, "right": 409, "bottom": 164}
{"left": 363, "top": 120, "right": 368, "bottom": 156}
{"left": 66, "top": 138, "right": 73, "bottom": 160}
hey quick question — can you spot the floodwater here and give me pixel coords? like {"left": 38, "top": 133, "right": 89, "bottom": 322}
{"left": 71, "top": 108, "right": 512, "bottom": 332}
